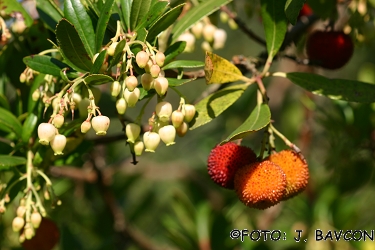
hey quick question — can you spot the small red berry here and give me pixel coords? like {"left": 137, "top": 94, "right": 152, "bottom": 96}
{"left": 21, "top": 218, "right": 59, "bottom": 250}
{"left": 306, "top": 30, "right": 354, "bottom": 70}
{"left": 207, "top": 142, "right": 257, "bottom": 189}
{"left": 297, "top": 3, "right": 313, "bottom": 20}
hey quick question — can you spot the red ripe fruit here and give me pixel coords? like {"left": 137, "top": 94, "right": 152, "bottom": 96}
{"left": 207, "top": 142, "right": 257, "bottom": 189}
{"left": 22, "top": 218, "right": 60, "bottom": 250}
{"left": 306, "top": 30, "right": 354, "bottom": 70}
{"left": 297, "top": 4, "right": 313, "bottom": 20}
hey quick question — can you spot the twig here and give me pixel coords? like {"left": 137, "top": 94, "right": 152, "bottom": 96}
{"left": 220, "top": 6, "right": 266, "bottom": 47}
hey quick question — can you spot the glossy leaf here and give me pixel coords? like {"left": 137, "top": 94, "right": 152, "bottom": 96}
{"left": 285, "top": 0, "right": 305, "bottom": 25}
{"left": 204, "top": 52, "right": 244, "bottom": 84}
{"left": 85, "top": 74, "right": 114, "bottom": 86}
{"left": 220, "top": 104, "right": 271, "bottom": 144}
{"left": 23, "top": 55, "right": 73, "bottom": 77}
{"left": 168, "top": 78, "right": 196, "bottom": 87}
{"left": 190, "top": 84, "right": 248, "bottom": 130}
{"left": 56, "top": 19, "right": 93, "bottom": 72}
{"left": 95, "top": 0, "right": 115, "bottom": 52}
{"left": 147, "top": 4, "right": 185, "bottom": 42}
{"left": 0, "top": 155, "right": 27, "bottom": 170}
{"left": 36, "top": 0, "right": 63, "bottom": 31}
{"left": 171, "top": 0, "right": 232, "bottom": 42}
{"left": 139, "top": 88, "right": 156, "bottom": 100}
{"left": 164, "top": 41, "right": 186, "bottom": 65}
{"left": 0, "top": 107, "right": 23, "bottom": 137}
{"left": 119, "top": 0, "right": 131, "bottom": 32}
{"left": 281, "top": 72, "right": 375, "bottom": 103}
{"left": 91, "top": 50, "right": 107, "bottom": 74}
{"left": 64, "top": 0, "right": 96, "bottom": 58}
{"left": 130, "top": 0, "right": 152, "bottom": 31}
{"left": 2, "top": 0, "right": 33, "bottom": 27}
{"left": 260, "top": 0, "right": 288, "bottom": 59}
{"left": 162, "top": 60, "right": 204, "bottom": 70}
{"left": 22, "top": 113, "right": 38, "bottom": 144}
{"left": 135, "top": 1, "right": 169, "bottom": 31}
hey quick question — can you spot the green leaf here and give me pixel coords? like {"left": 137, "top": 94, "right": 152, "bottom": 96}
{"left": 285, "top": 0, "right": 305, "bottom": 25}
{"left": 135, "top": 1, "right": 169, "bottom": 31}
{"left": 0, "top": 155, "right": 27, "bottom": 170}
{"left": 90, "top": 50, "right": 107, "bottom": 74}
{"left": 168, "top": 78, "right": 196, "bottom": 87}
{"left": 204, "top": 51, "right": 244, "bottom": 84}
{"left": 56, "top": 18, "right": 93, "bottom": 72}
{"left": 171, "top": 0, "right": 232, "bottom": 42}
{"left": 95, "top": 0, "right": 115, "bottom": 52}
{"left": 0, "top": 107, "right": 23, "bottom": 137}
{"left": 64, "top": 0, "right": 96, "bottom": 58}
{"left": 85, "top": 74, "right": 113, "bottom": 86}
{"left": 139, "top": 88, "right": 156, "bottom": 100}
{"left": 189, "top": 84, "right": 248, "bottom": 130}
{"left": 0, "top": 94, "right": 10, "bottom": 110}
{"left": 23, "top": 55, "right": 73, "bottom": 77}
{"left": 36, "top": 0, "right": 63, "bottom": 31}
{"left": 220, "top": 104, "right": 271, "bottom": 144}
{"left": 260, "top": 0, "right": 288, "bottom": 59}
{"left": 130, "top": 0, "right": 152, "bottom": 31}
{"left": 147, "top": 4, "right": 185, "bottom": 42}
{"left": 2, "top": 0, "right": 33, "bottom": 27}
{"left": 119, "top": 0, "right": 131, "bottom": 32}
{"left": 22, "top": 113, "right": 38, "bottom": 144}
{"left": 164, "top": 41, "right": 186, "bottom": 65}
{"left": 162, "top": 60, "right": 204, "bottom": 70}
{"left": 278, "top": 72, "right": 375, "bottom": 103}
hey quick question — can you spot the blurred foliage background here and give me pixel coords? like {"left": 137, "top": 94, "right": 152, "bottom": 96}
{"left": 1, "top": 0, "right": 375, "bottom": 249}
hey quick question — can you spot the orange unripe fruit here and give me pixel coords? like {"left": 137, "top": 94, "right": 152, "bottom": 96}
{"left": 266, "top": 150, "right": 309, "bottom": 200}
{"left": 207, "top": 142, "right": 257, "bottom": 189}
{"left": 234, "top": 160, "right": 287, "bottom": 209}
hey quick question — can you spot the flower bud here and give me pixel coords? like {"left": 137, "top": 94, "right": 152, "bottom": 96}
{"left": 38, "top": 123, "right": 56, "bottom": 145}
{"left": 125, "top": 76, "right": 138, "bottom": 91}
{"left": 53, "top": 114, "right": 64, "bottom": 128}
{"left": 107, "top": 42, "right": 118, "bottom": 56}
{"left": 220, "top": 11, "right": 229, "bottom": 23}
{"left": 143, "top": 131, "right": 160, "bottom": 152}
{"left": 124, "top": 88, "right": 140, "bottom": 107}
{"left": 126, "top": 123, "right": 141, "bottom": 143}
{"left": 177, "top": 32, "right": 195, "bottom": 53}
{"left": 136, "top": 51, "right": 149, "bottom": 68}
{"left": 20, "top": 73, "right": 27, "bottom": 83}
{"left": 158, "top": 125, "right": 176, "bottom": 146}
{"left": 116, "top": 98, "right": 127, "bottom": 115}
{"left": 111, "top": 80, "right": 121, "bottom": 97}
{"left": 141, "top": 73, "right": 154, "bottom": 91}
{"left": 176, "top": 122, "right": 189, "bottom": 137}
{"left": 171, "top": 110, "right": 184, "bottom": 128}
{"left": 50, "top": 134, "right": 67, "bottom": 155}
{"left": 213, "top": 29, "right": 227, "bottom": 50}
{"left": 201, "top": 41, "right": 212, "bottom": 52}
{"left": 32, "top": 89, "right": 40, "bottom": 101}
{"left": 228, "top": 19, "right": 238, "bottom": 30}
{"left": 133, "top": 141, "right": 144, "bottom": 156}
{"left": 155, "top": 52, "right": 166, "bottom": 67}
{"left": 154, "top": 77, "right": 169, "bottom": 96}
{"left": 191, "top": 21, "right": 204, "bottom": 38}
{"left": 31, "top": 211, "right": 42, "bottom": 228}
{"left": 72, "top": 93, "right": 82, "bottom": 107}
{"left": 24, "top": 223, "right": 34, "bottom": 240}
{"left": 203, "top": 24, "right": 217, "bottom": 42}
{"left": 155, "top": 101, "right": 172, "bottom": 122}
{"left": 183, "top": 104, "right": 196, "bottom": 122}
{"left": 92, "top": 115, "right": 110, "bottom": 135}
{"left": 150, "top": 64, "right": 161, "bottom": 78}
{"left": 16, "top": 206, "right": 26, "bottom": 218}
{"left": 12, "top": 217, "right": 25, "bottom": 232}
{"left": 81, "top": 120, "right": 91, "bottom": 133}
{"left": 144, "top": 59, "right": 154, "bottom": 73}
{"left": 92, "top": 53, "right": 99, "bottom": 63}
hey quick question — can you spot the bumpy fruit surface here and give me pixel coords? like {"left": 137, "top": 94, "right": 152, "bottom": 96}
{"left": 234, "top": 161, "right": 287, "bottom": 209}
{"left": 306, "top": 31, "right": 354, "bottom": 70}
{"left": 22, "top": 218, "right": 59, "bottom": 250}
{"left": 207, "top": 142, "right": 257, "bottom": 189}
{"left": 38, "top": 123, "right": 56, "bottom": 145}
{"left": 267, "top": 150, "right": 309, "bottom": 200}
